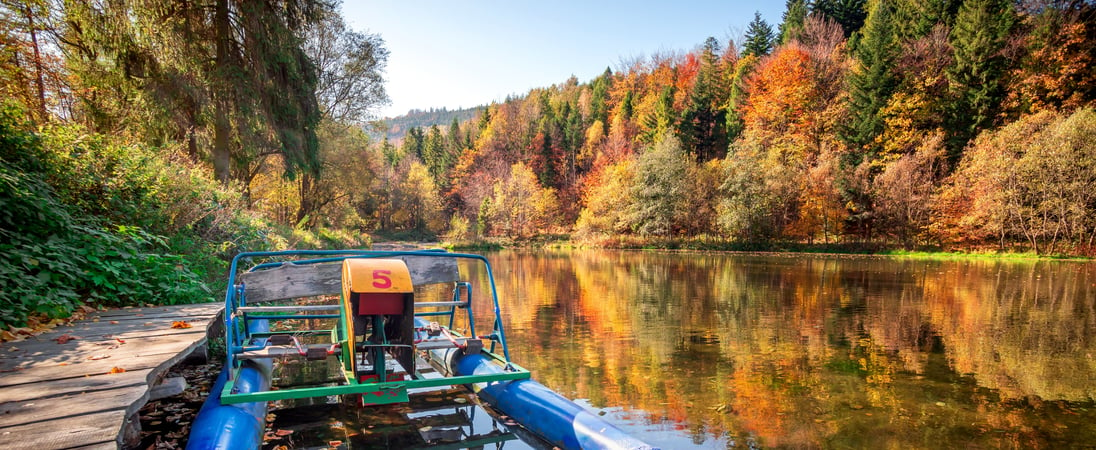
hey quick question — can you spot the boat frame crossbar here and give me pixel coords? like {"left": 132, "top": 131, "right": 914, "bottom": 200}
{"left": 219, "top": 250, "right": 529, "bottom": 405}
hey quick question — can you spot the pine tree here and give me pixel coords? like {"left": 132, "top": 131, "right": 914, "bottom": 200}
{"left": 946, "top": 0, "right": 1015, "bottom": 157}
{"left": 813, "top": 0, "right": 868, "bottom": 37}
{"left": 743, "top": 12, "right": 776, "bottom": 57}
{"left": 423, "top": 125, "right": 447, "bottom": 182}
{"left": 590, "top": 67, "right": 612, "bottom": 125}
{"left": 679, "top": 37, "right": 729, "bottom": 160}
{"left": 843, "top": 0, "right": 900, "bottom": 161}
{"left": 779, "top": 0, "right": 810, "bottom": 44}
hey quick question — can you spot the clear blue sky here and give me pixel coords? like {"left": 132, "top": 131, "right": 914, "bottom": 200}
{"left": 342, "top": 1, "right": 787, "bottom": 119}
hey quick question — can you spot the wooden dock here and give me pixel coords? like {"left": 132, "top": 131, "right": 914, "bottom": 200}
{"left": 0, "top": 303, "right": 223, "bottom": 449}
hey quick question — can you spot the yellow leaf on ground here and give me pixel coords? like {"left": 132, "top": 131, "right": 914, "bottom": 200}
{"left": 171, "top": 321, "right": 192, "bottom": 329}
{"left": 108, "top": 367, "right": 126, "bottom": 374}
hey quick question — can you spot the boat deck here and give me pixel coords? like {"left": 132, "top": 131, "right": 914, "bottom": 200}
{"left": 0, "top": 303, "right": 222, "bottom": 449}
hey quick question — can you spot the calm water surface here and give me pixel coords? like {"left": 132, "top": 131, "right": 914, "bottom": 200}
{"left": 268, "top": 249, "right": 1096, "bottom": 449}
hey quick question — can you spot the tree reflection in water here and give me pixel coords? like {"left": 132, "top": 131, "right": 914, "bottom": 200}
{"left": 464, "top": 250, "right": 1096, "bottom": 449}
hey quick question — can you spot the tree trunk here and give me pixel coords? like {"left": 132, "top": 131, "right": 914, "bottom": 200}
{"left": 25, "top": 5, "right": 47, "bottom": 121}
{"left": 212, "top": 0, "right": 232, "bottom": 184}
{"left": 296, "top": 173, "right": 315, "bottom": 227}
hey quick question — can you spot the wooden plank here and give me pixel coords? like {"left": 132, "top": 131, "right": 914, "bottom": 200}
{"left": 0, "top": 303, "right": 218, "bottom": 449}
{"left": 0, "top": 330, "right": 206, "bottom": 373}
{"left": 6, "top": 316, "right": 213, "bottom": 347}
{"left": 242, "top": 255, "right": 460, "bottom": 303}
{"left": 0, "top": 383, "right": 147, "bottom": 428}
{"left": 0, "top": 368, "right": 152, "bottom": 404}
{"left": 0, "top": 333, "right": 207, "bottom": 388}
{"left": 0, "top": 409, "right": 124, "bottom": 449}
{"left": 89, "top": 303, "right": 223, "bottom": 319}
{"left": 240, "top": 262, "right": 342, "bottom": 303}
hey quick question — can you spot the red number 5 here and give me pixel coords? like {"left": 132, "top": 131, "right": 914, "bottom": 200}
{"left": 372, "top": 270, "right": 392, "bottom": 289}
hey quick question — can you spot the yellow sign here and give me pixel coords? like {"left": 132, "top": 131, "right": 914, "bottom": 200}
{"left": 342, "top": 258, "right": 413, "bottom": 294}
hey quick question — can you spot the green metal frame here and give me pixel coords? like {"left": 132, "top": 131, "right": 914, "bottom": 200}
{"left": 219, "top": 250, "right": 530, "bottom": 406}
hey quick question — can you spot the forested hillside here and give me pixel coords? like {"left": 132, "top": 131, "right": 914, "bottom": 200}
{"left": 385, "top": 0, "right": 1096, "bottom": 255}
{"left": 1, "top": 0, "right": 1095, "bottom": 329}
{"left": 380, "top": 107, "right": 482, "bottom": 141}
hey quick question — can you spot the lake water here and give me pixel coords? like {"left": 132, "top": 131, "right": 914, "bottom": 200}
{"left": 266, "top": 249, "right": 1096, "bottom": 449}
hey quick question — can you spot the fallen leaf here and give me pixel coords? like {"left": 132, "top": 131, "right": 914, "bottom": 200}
{"left": 108, "top": 366, "right": 126, "bottom": 374}
{"left": 116, "top": 338, "right": 126, "bottom": 344}
{"left": 1, "top": 330, "right": 15, "bottom": 341}
{"left": 55, "top": 334, "right": 78, "bottom": 344}
{"left": 88, "top": 354, "right": 111, "bottom": 360}
{"left": 171, "top": 321, "right": 192, "bottom": 329}
{"left": 275, "top": 429, "right": 293, "bottom": 436}
{"left": 110, "top": 321, "right": 119, "bottom": 325}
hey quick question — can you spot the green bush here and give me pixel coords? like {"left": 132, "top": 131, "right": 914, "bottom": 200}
{"left": 0, "top": 105, "right": 253, "bottom": 328}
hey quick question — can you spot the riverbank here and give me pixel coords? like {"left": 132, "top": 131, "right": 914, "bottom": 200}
{"left": 442, "top": 235, "right": 1093, "bottom": 260}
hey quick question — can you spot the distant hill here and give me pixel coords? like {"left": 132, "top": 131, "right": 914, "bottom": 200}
{"left": 374, "top": 106, "right": 482, "bottom": 142}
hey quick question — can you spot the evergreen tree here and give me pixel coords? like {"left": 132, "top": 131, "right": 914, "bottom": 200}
{"left": 422, "top": 125, "right": 447, "bottom": 182}
{"left": 642, "top": 85, "right": 677, "bottom": 143}
{"left": 743, "top": 12, "right": 776, "bottom": 57}
{"left": 62, "top": 0, "right": 325, "bottom": 184}
{"left": 679, "top": 37, "right": 729, "bottom": 160}
{"left": 813, "top": 0, "right": 868, "bottom": 37}
{"left": 843, "top": 0, "right": 900, "bottom": 160}
{"left": 779, "top": 0, "right": 810, "bottom": 44}
{"left": 402, "top": 126, "right": 425, "bottom": 160}
{"left": 946, "top": 0, "right": 1015, "bottom": 157}
{"left": 894, "top": 0, "right": 963, "bottom": 39}
{"left": 446, "top": 116, "right": 463, "bottom": 155}
{"left": 590, "top": 67, "right": 612, "bottom": 125}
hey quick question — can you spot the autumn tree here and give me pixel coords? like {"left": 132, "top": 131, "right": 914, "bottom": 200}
{"left": 575, "top": 158, "right": 635, "bottom": 237}
{"left": 717, "top": 139, "right": 786, "bottom": 241}
{"left": 872, "top": 133, "right": 948, "bottom": 246}
{"left": 931, "top": 109, "right": 1096, "bottom": 254}
{"left": 623, "top": 135, "right": 692, "bottom": 237}
{"left": 487, "top": 162, "right": 559, "bottom": 239}
{"left": 1004, "top": 2, "right": 1096, "bottom": 115}
{"left": 305, "top": 7, "right": 389, "bottom": 125}
{"left": 0, "top": 1, "right": 69, "bottom": 124}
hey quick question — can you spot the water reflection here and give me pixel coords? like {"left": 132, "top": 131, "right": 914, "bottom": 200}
{"left": 465, "top": 250, "right": 1096, "bottom": 449}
